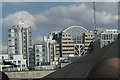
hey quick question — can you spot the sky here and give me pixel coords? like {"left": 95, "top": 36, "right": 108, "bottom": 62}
{"left": 0, "top": 1, "right": 119, "bottom": 53}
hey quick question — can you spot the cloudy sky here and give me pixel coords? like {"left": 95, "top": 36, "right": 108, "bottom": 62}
{"left": 0, "top": 1, "right": 119, "bottom": 53}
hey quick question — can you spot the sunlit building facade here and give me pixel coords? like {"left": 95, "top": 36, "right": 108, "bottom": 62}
{"left": 100, "top": 29, "right": 118, "bottom": 48}
{"left": 7, "top": 20, "right": 32, "bottom": 66}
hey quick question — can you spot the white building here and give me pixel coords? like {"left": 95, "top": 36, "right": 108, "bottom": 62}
{"left": 5, "top": 55, "right": 27, "bottom": 71}
{"left": 0, "top": 54, "right": 9, "bottom": 60}
{"left": 7, "top": 20, "right": 32, "bottom": 66}
{"left": 34, "top": 42, "right": 48, "bottom": 67}
{"left": 100, "top": 29, "right": 119, "bottom": 48}
{"left": 0, "top": 54, "right": 27, "bottom": 71}
{"left": 46, "top": 37, "right": 58, "bottom": 65}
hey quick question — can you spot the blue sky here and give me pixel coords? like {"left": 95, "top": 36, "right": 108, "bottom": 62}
{"left": 2, "top": 2, "right": 75, "bottom": 43}
{"left": 1, "top": 2, "right": 118, "bottom": 51}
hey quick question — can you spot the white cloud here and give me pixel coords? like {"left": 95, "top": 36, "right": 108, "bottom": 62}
{"left": 2, "top": 3, "right": 118, "bottom": 31}
{"left": 0, "top": 43, "right": 7, "bottom": 54}
{"left": 34, "top": 3, "right": 118, "bottom": 30}
{"left": 2, "top": 11, "right": 36, "bottom": 30}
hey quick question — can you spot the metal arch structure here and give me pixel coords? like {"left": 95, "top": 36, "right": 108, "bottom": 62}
{"left": 63, "top": 26, "right": 88, "bottom": 37}
{"left": 63, "top": 26, "right": 88, "bottom": 56}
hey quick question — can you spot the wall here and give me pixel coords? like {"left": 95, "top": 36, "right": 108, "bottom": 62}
{"left": 5, "top": 70, "right": 55, "bottom": 79}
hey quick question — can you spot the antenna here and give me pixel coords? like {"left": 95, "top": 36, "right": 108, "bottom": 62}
{"left": 93, "top": 2, "right": 98, "bottom": 36}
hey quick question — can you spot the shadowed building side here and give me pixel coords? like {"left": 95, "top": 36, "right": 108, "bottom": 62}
{"left": 41, "top": 40, "right": 119, "bottom": 79}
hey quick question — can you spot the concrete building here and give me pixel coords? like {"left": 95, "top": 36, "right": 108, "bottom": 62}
{"left": 34, "top": 42, "right": 48, "bottom": 67}
{"left": 47, "top": 35, "right": 58, "bottom": 65}
{"left": 0, "top": 54, "right": 9, "bottom": 60}
{"left": 58, "top": 31, "right": 74, "bottom": 57}
{"left": 49, "top": 26, "right": 89, "bottom": 57}
{"left": 83, "top": 31, "right": 94, "bottom": 53}
{"left": 62, "top": 26, "right": 88, "bottom": 56}
{"left": 29, "top": 46, "right": 35, "bottom": 69}
{"left": 100, "top": 29, "right": 118, "bottom": 48}
{"left": 7, "top": 20, "right": 32, "bottom": 66}
{"left": 0, "top": 54, "right": 27, "bottom": 71}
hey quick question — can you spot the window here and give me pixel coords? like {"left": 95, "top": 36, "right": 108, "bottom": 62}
{"left": 22, "top": 64, "right": 25, "bottom": 67}
{"left": 15, "top": 51, "right": 18, "bottom": 53}
{"left": 15, "top": 39, "right": 17, "bottom": 41}
{"left": 37, "top": 62, "right": 39, "bottom": 66}
{"left": 8, "top": 34, "right": 11, "bottom": 37}
{"left": 18, "top": 61, "right": 21, "bottom": 64}
{"left": 36, "top": 55, "right": 39, "bottom": 57}
{"left": 13, "top": 61, "right": 16, "bottom": 64}
{"left": 14, "top": 29, "right": 17, "bottom": 32}
{"left": 37, "top": 59, "right": 39, "bottom": 61}
{"left": 18, "top": 65, "right": 21, "bottom": 67}
{"left": 2, "top": 56, "right": 4, "bottom": 60}
{"left": 36, "top": 49, "right": 39, "bottom": 52}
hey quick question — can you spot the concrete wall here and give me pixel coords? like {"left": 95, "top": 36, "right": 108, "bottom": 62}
{"left": 5, "top": 70, "right": 55, "bottom": 79}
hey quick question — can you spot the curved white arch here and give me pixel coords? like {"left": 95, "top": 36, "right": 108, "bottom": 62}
{"left": 63, "top": 26, "right": 88, "bottom": 32}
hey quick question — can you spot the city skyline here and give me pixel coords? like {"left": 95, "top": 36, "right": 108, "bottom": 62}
{"left": 1, "top": 2, "right": 119, "bottom": 53}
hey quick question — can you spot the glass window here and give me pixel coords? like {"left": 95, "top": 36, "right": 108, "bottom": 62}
{"left": 13, "top": 61, "right": 16, "bottom": 64}
{"left": 37, "top": 62, "right": 39, "bottom": 66}
{"left": 18, "top": 61, "right": 21, "bottom": 64}
{"left": 36, "top": 49, "right": 39, "bottom": 52}
{"left": 2, "top": 56, "right": 4, "bottom": 60}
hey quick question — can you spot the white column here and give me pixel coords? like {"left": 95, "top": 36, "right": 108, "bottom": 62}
{"left": 18, "top": 28, "right": 23, "bottom": 55}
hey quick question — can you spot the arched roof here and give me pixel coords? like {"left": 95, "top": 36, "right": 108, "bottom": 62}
{"left": 63, "top": 26, "right": 88, "bottom": 37}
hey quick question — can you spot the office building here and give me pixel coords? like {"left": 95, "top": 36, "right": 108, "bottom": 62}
{"left": 83, "top": 31, "right": 94, "bottom": 53}
{"left": 62, "top": 26, "right": 88, "bottom": 56}
{"left": 100, "top": 29, "right": 118, "bottom": 48}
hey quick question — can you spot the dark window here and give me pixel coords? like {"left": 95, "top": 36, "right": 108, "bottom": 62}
{"left": 2, "top": 56, "right": 4, "bottom": 60}
{"left": 36, "top": 49, "right": 39, "bottom": 52}
{"left": 18, "top": 61, "right": 21, "bottom": 64}
{"left": 15, "top": 39, "right": 17, "bottom": 41}
{"left": 37, "top": 62, "right": 39, "bottom": 66}
{"left": 14, "top": 29, "right": 17, "bottom": 32}
{"left": 8, "top": 34, "right": 11, "bottom": 37}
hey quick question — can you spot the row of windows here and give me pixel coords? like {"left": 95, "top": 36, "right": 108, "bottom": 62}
{"left": 62, "top": 38, "right": 72, "bottom": 40}
{"left": 62, "top": 42, "right": 73, "bottom": 44}
{"left": 85, "top": 34, "right": 93, "bottom": 37}
{"left": 62, "top": 46, "right": 74, "bottom": 47}
{"left": 62, "top": 49, "right": 74, "bottom": 51}
{"left": 101, "top": 34, "right": 113, "bottom": 40}
{"left": 62, "top": 34, "right": 71, "bottom": 37}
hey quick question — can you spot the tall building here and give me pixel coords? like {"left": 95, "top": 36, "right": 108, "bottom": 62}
{"left": 45, "top": 37, "right": 57, "bottom": 65}
{"left": 100, "top": 29, "right": 118, "bottom": 48}
{"left": 83, "top": 31, "right": 94, "bottom": 53}
{"left": 62, "top": 26, "right": 88, "bottom": 56}
{"left": 29, "top": 46, "right": 35, "bottom": 69}
{"left": 7, "top": 20, "right": 32, "bottom": 66}
{"left": 50, "top": 26, "right": 89, "bottom": 57}
{"left": 34, "top": 42, "right": 48, "bottom": 67}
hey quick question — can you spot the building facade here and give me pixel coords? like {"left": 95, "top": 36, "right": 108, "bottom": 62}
{"left": 100, "top": 29, "right": 118, "bottom": 48}
{"left": 7, "top": 20, "right": 32, "bottom": 66}
{"left": 34, "top": 42, "right": 48, "bottom": 67}
{"left": 0, "top": 54, "right": 27, "bottom": 71}
{"left": 83, "top": 31, "right": 94, "bottom": 53}
{"left": 51, "top": 31, "right": 74, "bottom": 58}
